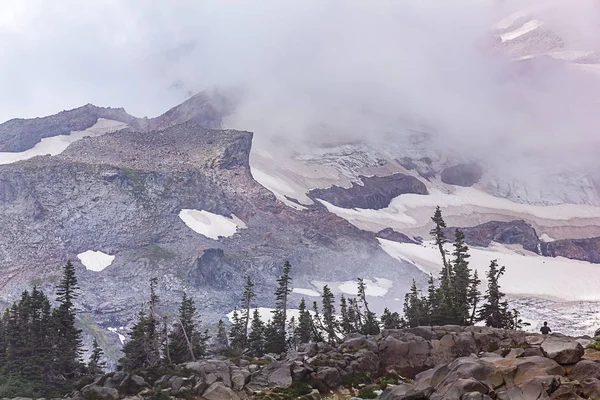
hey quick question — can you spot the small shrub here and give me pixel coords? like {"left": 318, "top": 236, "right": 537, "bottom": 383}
{"left": 357, "top": 385, "right": 379, "bottom": 399}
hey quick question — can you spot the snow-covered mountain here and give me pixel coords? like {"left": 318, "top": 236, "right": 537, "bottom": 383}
{"left": 1, "top": 0, "right": 600, "bottom": 356}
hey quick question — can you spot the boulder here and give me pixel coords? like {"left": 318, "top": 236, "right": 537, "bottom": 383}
{"left": 429, "top": 378, "right": 490, "bottom": 400}
{"left": 580, "top": 377, "right": 600, "bottom": 399}
{"left": 570, "top": 360, "right": 600, "bottom": 382}
{"left": 201, "top": 382, "right": 240, "bottom": 400}
{"left": 314, "top": 367, "right": 341, "bottom": 390}
{"left": 119, "top": 374, "right": 149, "bottom": 395}
{"left": 80, "top": 383, "right": 119, "bottom": 400}
{"left": 267, "top": 364, "right": 292, "bottom": 388}
{"left": 542, "top": 337, "right": 584, "bottom": 364}
{"left": 379, "top": 384, "right": 433, "bottom": 400}
{"left": 517, "top": 375, "right": 561, "bottom": 399}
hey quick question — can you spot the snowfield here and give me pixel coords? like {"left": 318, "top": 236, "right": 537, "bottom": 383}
{"left": 311, "top": 278, "right": 394, "bottom": 297}
{"left": 500, "top": 19, "right": 543, "bottom": 42}
{"left": 0, "top": 118, "right": 128, "bottom": 165}
{"left": 77, "top": 250, "right": 115, "bottom": 272}
{"left": 292, "top": 288, "right": 320, "bottom": 297}
{"left": 378, "top": 238, "right": 600, "bottom": 303}
{"left": 179, "top": 209, "right": 246, "bottom": 240}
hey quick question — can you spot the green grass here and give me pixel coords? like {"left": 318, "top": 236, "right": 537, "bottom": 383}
{"left": 357, "top": 385, "right": 379, "bottom": 399}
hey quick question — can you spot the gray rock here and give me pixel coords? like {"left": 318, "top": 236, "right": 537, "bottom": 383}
{"left": 440, "top": 163, "right": 483, "bottom": 187}
{"left": 201, "top": 382, "right": 241, "bottom": 400}
{"left": 542, "top": 337, "right": 585, "bottom": 364}
{"left": 314, "top": 367, "right": 341, "bottom": 390}
{"left": 570, "top": 360, "right": 600, "bottom": 382}
{"left": 268, "top": 365, "right": 292, "bottom": 388}
{"left": 80, "top": 383, "right": 119, "bottom": 400}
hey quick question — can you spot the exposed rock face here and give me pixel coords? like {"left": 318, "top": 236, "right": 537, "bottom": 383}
{"left": 446, "top": 220, "right": 542, "bottom": 254}
{"left": 0, "top": 113, "right": 418, "bottom": 354}
{"left": 441, "top": 163, "right": 483, "bottom": 187}
{"left": 542, "top": 237, "right": 600, "bottom": 263}
{"left": 376, "top": 228, "right": 418, "bottom": 244}
{"left": 63, "top": 326, "right": 597, "bottom": 400}
{"left": 308, "top": 173, "right": 428, "bottom": 210}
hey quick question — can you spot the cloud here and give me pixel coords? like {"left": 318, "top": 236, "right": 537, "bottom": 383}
{"left": 1, "top": 0, "right": 600, "bottom": 174}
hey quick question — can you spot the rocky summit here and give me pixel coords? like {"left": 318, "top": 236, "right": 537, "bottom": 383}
{"left": 29, "top": 326, "right": 600, "bottom": 400}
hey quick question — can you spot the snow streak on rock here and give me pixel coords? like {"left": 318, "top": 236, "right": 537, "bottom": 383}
{"left": 179, "top": 209, "right": 246, "bottom": 240}
{"left": 77, "top": 250, "right": 115, "bottom": 272}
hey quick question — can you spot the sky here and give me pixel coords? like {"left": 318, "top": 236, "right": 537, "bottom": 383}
{"left": 1, "top": 0, "right": 600, "bottom": 170}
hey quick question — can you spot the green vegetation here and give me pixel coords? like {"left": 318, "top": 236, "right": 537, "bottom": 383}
{"left": 357, "top": 385, "right": 379, "bottom": 399}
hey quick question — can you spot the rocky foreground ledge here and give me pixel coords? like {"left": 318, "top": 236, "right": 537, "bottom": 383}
{"left": 27, "top": 326, "right": 600, "bottom": 400}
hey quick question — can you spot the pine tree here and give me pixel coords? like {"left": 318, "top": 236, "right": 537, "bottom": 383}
{"left": 214, "top": 319, "right": 229, "bottom": 353}
{"left": 381, "top": 308, "right": 402, "bottom": 329}
{"left": 145, "top": 277, "right": 161, "bottom": 367}
{"left": 403, "top": 280, "right": 428, "bottom": 327}
{"left": 228, "top": 308, "right": 246, "bottom": 352}
{"left": 54, "top": 260, "right": 84, "bottom": 376}
{"left": 452, "top": 228, "right": 472, "bottom": 324}
{"left": 240, "top": 276, "right": 255, "bottom": 348}
{"left": 295, "top": 298, "right": 312, "bottom": 344}
{"left": 339, "top": 295, "right": 353, "bottom": 335}
{"left": 168, "top": 293, "right": 200, "bottom": 363}
{"left": 88, "top": 339, "right": 106, "bottom": 374}
{"left": 467, "top": 269, "right": 481, "bottom": 325}
{"left": 248, "top": 309, "right": 265, "bottom": 357}
{"left": 430, "top": 206, "right": 450, "bottom": 275}
{"left": 265, "top": 261, "right": 292, "bottom": 354}
{"left": 478, "top": 260, "right": 512, "bottom": 328}
{"left": 357, "top": 279, "right": 379, "bottom": 335}
{"left": 120, "top": 308, "right": 151, "bottom": 370}
{"left": 321, "top": 285, "right": 338, "bottom": 344}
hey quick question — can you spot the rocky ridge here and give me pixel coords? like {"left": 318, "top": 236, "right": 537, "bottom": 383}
{"left": 30, "top": 326, "right": 600, "bottom": 400}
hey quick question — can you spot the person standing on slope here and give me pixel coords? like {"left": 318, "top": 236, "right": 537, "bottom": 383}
{"left": 540, "top": 321, "right": 551, "bottom": 335}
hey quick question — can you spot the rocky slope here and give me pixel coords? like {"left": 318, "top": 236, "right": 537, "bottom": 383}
{"left": 55, "top": 326, "right": 600, "bottom": 400}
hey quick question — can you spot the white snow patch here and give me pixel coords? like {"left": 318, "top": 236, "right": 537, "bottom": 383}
{"left": 540, "top": 233, "right": 556, "bottom": 242}
{"left": 312, "top": 278, "right": 394, "bottom": 297}
{"left": 250, "top": 168, "right": 307, "bottom": 210}
{"left": 378, "top": 238, "right": 600, "bottom": 302}
{"left": 108, "top": 327, "right": 126, "bottom": 345}
{"left": 179, "top": 209, "right": 246, "bottom": 240}
{"left": 0, "top": 118, "right": 128, "bottom": 165}
{"left": 77, "top": 250, "right": 115, "bottom": 272}
{"left": 320, "top": 186, "right": 600, "bottom": 234}
{"left": 493, "top": 9, "right": 534, "bottom": 30}
{"left": 293, "top": 288, "right": 320, "bottom": 297}
{"left": 227, "top": 307, "right": 312, "bottom": 323}
{"left": 500, "top": 20, "right": 543, "bottom": 42}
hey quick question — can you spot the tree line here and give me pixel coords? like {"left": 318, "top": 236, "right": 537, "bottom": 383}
{"left": 0, "top": 261, "right": 105, "bottom": 397}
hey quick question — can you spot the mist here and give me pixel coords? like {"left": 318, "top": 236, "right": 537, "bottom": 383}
{"left": 2, "top": 0, "right": 600, "bottom": 171}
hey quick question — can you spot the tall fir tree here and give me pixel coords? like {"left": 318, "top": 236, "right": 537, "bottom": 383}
{"left": 295, "top": 298, "right": 313, "bottom": 344}
{"left": 452, "top": 228, "right": 472, "bottom": 324}
{"left": 339, "top": 295, "right": 353, "bottom": 335}
{"left": 321, "top": 286, "right": 338, "bottom": 344}
{"left": 53, "top": 260, "right": 83, "bottom": 376}
{"left": 145, "top": 277, "right": 161, "bottom": 367}
{"left": 265, "top": 261, "right": 292, "bottom": 354}
{"left": 248, "top": 309, "right": 265, "bottom": 357}
{"left": 467, "top": 269, "right": 481, "bottom": 325}
{"left": 240, "top": 276, "right": 255, "bottom": 348}
{"left": 478, "top": 260, "right": 512, "bottom": 328}
{"left": 403, "top": 280, "right": 428, "bottom": 327}
{"left": 168, "top": 293, "right": 202, "bottom": 363}
{"left": 214, "top": 319, "right": 229, "bottom": 353}
{"left": 430, "top": 206, "right": 450, "bottom": 275}
{"left": 88, "top": 339, "right": 106, "bottom": 374}
{"left": 120, "top": 308, "right": 151, "bottom": 370}
{"left": 357, "top": 278, "right": 379, "bottom": 335}
{"left": 228, "top": 308, "right": 246, "bottom": 352}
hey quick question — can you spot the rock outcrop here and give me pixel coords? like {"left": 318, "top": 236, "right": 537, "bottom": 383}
{"left": 308, "top": 173, "right": 428, "bottom": 210}
{"left": 49, "top": 326, "right": 600, "bottom": 400}
{"left": 441, "top": 163, "right": 483, "bottom": 187}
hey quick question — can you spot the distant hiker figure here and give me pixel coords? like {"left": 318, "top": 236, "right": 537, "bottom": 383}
{"left": 540, "top": 321, "right": 551, "bottom": 335}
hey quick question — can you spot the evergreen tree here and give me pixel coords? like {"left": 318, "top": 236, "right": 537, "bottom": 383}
{"left": 339, "top": 295, "right": 353, "bottom": 335}
{"left": 214, "top": 319, "right": 229, "bottom": 353}
{"left": 88, "top": 339, "right": 106, "bottom": 374}
{"left": 168, "top": 293, "right": 202, "bottom": 363}
{"left": 53, "top": 260, "right": 83, "bottom": 376}
{"left": 145, "top": 277, "right": 161, "bottom": 367}
{"left": 265, "top": 261, "right": 292, "bottom": 354}
{"left": 240, "top": 276, "right": 255, "bottom": 348}
{"left": 403, "top": 280, "right": 428, "bottom": 327}
{"left": 321, "top": 286, "right": 338, "bottom": 344}
{"left": 452, "top": 229, "right": 472, "bottom": 324}
{"left": 120, "top": 308, "right": 151, "bottom": 370}
{"left": 478, "top": 260, "right": 512, "bottom": 328}
{"left": 295, "top": 299, "right": 313, "bottom": 344}
{"left": 380, "top": 308, "right": 402, "bottom": 329}
{"left": 357, "top": 279, "right": 379, "bottom": 335}
{"left": 430, "top": 206, "right": 450, "bottom": 275}
{"left": 248, "top": 309, "right": 265, "bottom": 357}
{"left": 347, "top": 298, "right": 361, "bottom": 333}
{"left": 467, "top": 269, "right": 481, "bottom": 325}
{"left": 228, "top": 308, "right": 246, "bottom": 352}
